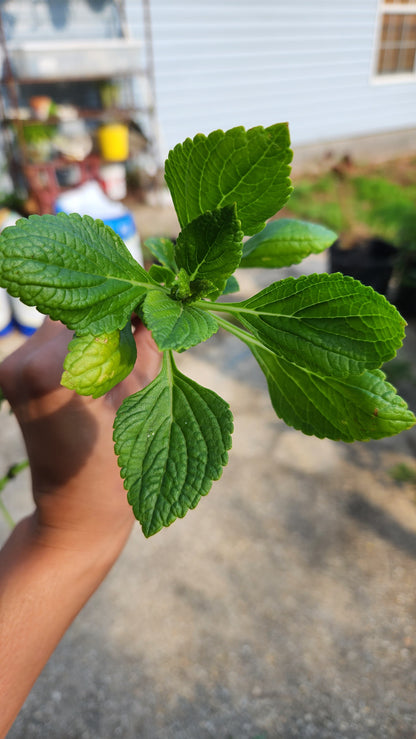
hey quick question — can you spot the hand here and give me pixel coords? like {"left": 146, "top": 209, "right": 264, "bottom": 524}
{"left": 0, "top": 317, "right": 161, "bottom": 554}
{"left": 0, "top": 317, "right": 161, "bottom": 737}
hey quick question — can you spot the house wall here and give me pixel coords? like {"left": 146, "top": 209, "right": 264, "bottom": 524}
{"left": 1, "top": 1, "right": 414, "bottom": 163}
{"left": 126, "top": 0, "right": 416, "bottom": 160}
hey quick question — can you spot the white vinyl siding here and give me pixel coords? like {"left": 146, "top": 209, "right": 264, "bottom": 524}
{"left": 2, "top": 1, "right": 415, "bottom": 160}
{"left": 126, "top": 0, "right": 416, "bottom": 158}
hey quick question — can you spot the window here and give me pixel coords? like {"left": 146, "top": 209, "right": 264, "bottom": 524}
{"left": 375, "top": 1, "right": 416, "bottom": 78}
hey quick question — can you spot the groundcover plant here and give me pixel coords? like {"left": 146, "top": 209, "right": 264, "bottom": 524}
{"left": 0, "top": 123, "right": 415, "bottom": 536}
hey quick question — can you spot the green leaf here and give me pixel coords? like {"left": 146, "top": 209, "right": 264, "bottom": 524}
{"left": 144, "top": 237, "right": 177, "bottom": 271}
{"left": 174, "top": 205, "right": 243, "bottom": 298}
{"left": 142, "top": 290, "right": 218, "bottom": 351}
{"left": 148, "top": 264, "right": 176, "bottom": 287}
{"left": 165, "top": 124, "right": 293, "bottom": 236}
{"left": 240, "top": 218, "right": 337, "bottom": 268}
{"left": 0, "top": 213, "right": 153, "bottom": 335}
{"left": 222, "top": 275, "right": 240, "bottom": 295}
{"left": 186, "top": 279, "right": 219, "bottom": 301}
{"left": 170, "top": 268, "right": 192, "bottom": 300}
{"left": 234, "top": 273, "right": 405, "bottom": 378}
{"left": 113, "top": 352, "right": 233, "bottom": 536}
{"left": 250, "top": 343, "right": 416, "bottom": 441}
{"left": 61, "top": 322, "right": 137, "bottom": 398}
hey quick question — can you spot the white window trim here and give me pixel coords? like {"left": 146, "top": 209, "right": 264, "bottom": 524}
{"left": 372, "top": 1, "right": 416, "bottom": 84}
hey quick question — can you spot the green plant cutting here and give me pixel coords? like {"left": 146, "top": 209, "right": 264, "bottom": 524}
{"left": 0, "top": 123, "right": 414, "bottom": 537}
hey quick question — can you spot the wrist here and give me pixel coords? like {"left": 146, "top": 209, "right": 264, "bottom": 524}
{"left": 31, "top": 470, "right": 135, "bottom": 560}
{"left": 28, "top": 505, "right": 134, "bottom": 574}
{"left": 0, "top": 509, "right": 132, "bottom": 736}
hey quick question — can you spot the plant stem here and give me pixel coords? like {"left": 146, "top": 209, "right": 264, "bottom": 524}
{"left": 214, "top": 314, "right": 265, "bottom": 350}
{"left": 0, "top": 460, "right": 29, "bottom": 529}
{"left": 0, "top": 496, "right": 15, "bottom": 530}
{"left": 0, "top": 460, "right": 30, "bottom": 494}
{"left": 196, "top": 299, "right": 255, "bottom": 316}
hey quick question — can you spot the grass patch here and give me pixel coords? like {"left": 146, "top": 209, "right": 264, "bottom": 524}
{"left": 389, "top": 462, "right": 416, "bottom": 486}
{"left": 287, "top": 157, "right": 416, "bottom": 242}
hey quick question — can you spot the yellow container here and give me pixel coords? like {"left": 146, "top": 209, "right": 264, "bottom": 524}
{"left": 97, "top": 123, "right": 129, "bottom": 161}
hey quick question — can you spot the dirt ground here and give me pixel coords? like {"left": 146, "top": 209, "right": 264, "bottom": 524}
{"left": 1, "top": 242, "right": 416, "bottom": 738}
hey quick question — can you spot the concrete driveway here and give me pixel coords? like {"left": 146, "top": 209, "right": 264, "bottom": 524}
{"left": 1, "top": 259, "right": 416, "bottom": 739}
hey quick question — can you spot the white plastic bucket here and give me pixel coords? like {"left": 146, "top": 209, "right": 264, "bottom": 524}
{"left": 0, "top": 210, "right": 44, "bottom": 335}
{"left": 0, "top": 288, "right": 13, "bottom": 337}
{"left": 99, "top": 163, "right": 127, "bottom": 200}
{"left": 55, "top": 182, "right": 143, "bottom": 266}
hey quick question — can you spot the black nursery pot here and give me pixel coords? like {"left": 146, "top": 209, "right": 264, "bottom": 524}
{"left": 394, "top": 253, "right": 416, "bottom": 319}
{"left": 394, "top": 283, "right": 416, "bottom": 319}
{"left": 329, "top": 237, "right": 397, "bottom": 295}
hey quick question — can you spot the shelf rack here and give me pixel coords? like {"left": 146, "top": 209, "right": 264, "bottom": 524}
{"left": 0, "top": 0, "right": 160, "bottom": 214}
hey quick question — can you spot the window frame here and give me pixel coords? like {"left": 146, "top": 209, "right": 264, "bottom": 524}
{"left": 372, "top": 1, "right": 416, "bottom": 84}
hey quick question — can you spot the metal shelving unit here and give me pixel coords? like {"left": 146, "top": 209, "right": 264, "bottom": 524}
{"left": 0, "top": 0, "right": 159, "bottom": 213}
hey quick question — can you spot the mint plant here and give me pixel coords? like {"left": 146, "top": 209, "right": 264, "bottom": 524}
{"left": 0, "top": 123, "right": 414, "bottom": 537}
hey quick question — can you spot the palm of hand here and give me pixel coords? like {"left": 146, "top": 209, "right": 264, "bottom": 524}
{"left": 0, "top": 318, "right": 161, "bottom": 544}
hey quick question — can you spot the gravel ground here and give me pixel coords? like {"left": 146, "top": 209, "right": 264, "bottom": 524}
{"left": 1, "top": 257, "right": 416, "bottom": 739}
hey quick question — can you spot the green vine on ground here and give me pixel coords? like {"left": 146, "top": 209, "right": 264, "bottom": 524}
{"left": 0, "top": 460, "right": 29, "bottom": 529}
